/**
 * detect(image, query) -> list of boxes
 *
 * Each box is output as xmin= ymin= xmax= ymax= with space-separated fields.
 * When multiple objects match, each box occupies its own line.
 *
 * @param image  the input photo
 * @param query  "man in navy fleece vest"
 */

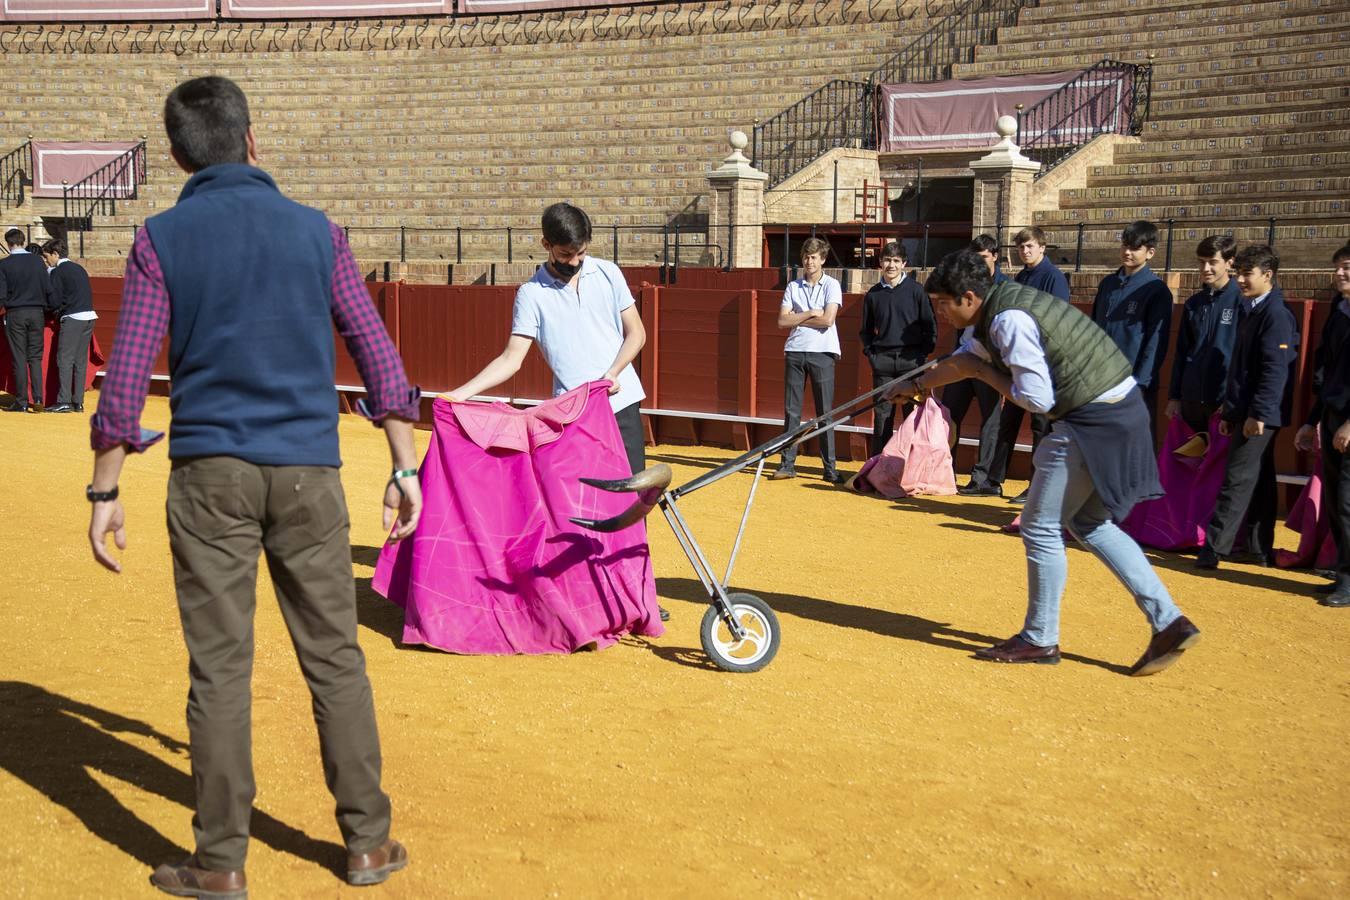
xmin=87 ymin=77 xmax=420 ymax=897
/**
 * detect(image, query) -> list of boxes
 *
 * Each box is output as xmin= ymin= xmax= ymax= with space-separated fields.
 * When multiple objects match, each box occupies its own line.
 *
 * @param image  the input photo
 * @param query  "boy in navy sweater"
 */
xmin=1092 ymin=220 xmax=1173 ymax=435
xmin=990 ymin=227 xmax=1068 ymax=503
xmin=860 ymin=241 xmax=935 ymax=455
xmin=1294 ymin=243 xmax=1350 ymax=604
xmin=1196 ymin=246 xmax=1299 ymax=569
xmin=1167 ymin=236 xmax=1243 ymax=432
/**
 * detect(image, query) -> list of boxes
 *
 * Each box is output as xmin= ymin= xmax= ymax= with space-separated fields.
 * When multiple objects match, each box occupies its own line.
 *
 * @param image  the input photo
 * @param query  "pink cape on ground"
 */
xmin=1275 ymin=457 xmax=1336 ymax=570
xmin=373 ymin=382 xmax=664 ymax=654
xmin=1121 ymin=415 xmax=1231 ymax=550
xmin=850 ymin=397 xmax=957 ymax=499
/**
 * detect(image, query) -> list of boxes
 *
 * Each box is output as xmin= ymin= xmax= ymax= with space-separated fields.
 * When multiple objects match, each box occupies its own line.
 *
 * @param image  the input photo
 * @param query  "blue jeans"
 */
xmin=1019 ymin=427 xmax=1182 ymax=647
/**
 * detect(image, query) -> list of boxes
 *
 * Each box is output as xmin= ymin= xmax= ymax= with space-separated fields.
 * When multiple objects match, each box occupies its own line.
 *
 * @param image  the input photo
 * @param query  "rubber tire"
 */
xmin=700 ymin=592 xmax=780 ymax=673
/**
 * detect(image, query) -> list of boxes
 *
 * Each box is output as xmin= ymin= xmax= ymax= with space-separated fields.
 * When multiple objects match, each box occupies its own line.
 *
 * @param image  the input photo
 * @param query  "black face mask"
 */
xmin=550 ymin=257 xmax=582 ymax=279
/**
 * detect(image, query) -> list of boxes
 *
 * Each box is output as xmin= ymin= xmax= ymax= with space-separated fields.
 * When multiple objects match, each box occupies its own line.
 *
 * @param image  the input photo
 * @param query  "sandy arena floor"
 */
xmin=2 ymin=393 xmax=1348 ymax=898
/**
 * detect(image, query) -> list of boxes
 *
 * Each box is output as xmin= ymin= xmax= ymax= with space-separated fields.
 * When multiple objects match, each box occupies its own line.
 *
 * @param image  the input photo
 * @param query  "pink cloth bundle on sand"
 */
xmin=373 ymin=382 xmax=664 ymax=654
xmin=1275 ymin=459 xmax=1337 ymax=570
xmin=1121 ymin=415 xmax=1230 ymax=550
xmin=849 ymin=397 xmax=957 ymax=498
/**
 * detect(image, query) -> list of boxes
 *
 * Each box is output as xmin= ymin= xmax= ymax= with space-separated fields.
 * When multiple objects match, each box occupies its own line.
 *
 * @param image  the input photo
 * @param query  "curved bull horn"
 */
xmin=570 ymin=463 xmax=673 ymax=532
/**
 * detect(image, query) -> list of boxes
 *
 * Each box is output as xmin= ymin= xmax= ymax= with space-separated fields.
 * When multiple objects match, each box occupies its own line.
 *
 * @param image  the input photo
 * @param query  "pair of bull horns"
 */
xmin=570 ymin=463 xmax=673 ymax=532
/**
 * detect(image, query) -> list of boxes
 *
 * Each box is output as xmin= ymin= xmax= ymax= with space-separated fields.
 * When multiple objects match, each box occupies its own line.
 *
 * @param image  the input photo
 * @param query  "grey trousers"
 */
xmin=166 ymin=456 xmax=390 ymax=871
xmin=781 ymin=351 xmax=837 ymax=473
xmin=4 ymin=307 xmax=45 ymax=406
xmin=56 ymin=316 xmax=96 ymax=405
xmin=1204 ymin=426 xmax=1280 ymax=557
xmin=941 ymin=377 xmax=1002 ymax=488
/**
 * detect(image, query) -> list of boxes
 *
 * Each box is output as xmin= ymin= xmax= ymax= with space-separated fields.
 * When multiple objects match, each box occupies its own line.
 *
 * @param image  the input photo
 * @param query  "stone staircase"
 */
xmin=955 ymin=0 xmax=1349 ymax=267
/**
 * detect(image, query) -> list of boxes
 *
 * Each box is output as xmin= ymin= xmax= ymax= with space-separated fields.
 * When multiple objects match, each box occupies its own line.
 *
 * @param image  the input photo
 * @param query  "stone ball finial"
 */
xmin=996 ymin=115 xmax=1018 ymax=139
xmin=729 ymin=130 xmax=748 ymax=151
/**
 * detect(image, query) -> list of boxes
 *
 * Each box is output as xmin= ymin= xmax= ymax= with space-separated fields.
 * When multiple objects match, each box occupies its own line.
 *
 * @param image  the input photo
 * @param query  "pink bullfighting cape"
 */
xmin=1121 ymin=414 xmax=1230 ymax=550
xmin=373 ymin=382 xmax=664 ymax=654
xmin=849 ymin=397 xmax=957 ymax=499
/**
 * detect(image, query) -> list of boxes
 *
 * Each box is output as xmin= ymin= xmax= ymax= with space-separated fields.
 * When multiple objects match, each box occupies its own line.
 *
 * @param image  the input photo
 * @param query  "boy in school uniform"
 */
xmin=1167 ymin=235 xmax=1243 ymax=432
xmin=860 ymin=240 xmax=935 ymax=455
xmin=1091 ymin=220 xmax=1174 ymax=434
xmin=1294 ymin=243 xmax=1350 ymax=605
xmin=946 ymin=234 xmax=1007 ymax=496
xmin=447 ymin=202 xmax=648 ymax=477
xmin=1196 ymin=246 xmax=1299 ymax=570
xmin=773 ymin=237 xmax=845 ymax=483
xmin=988 ymin=227 xmax=1070 ymax=504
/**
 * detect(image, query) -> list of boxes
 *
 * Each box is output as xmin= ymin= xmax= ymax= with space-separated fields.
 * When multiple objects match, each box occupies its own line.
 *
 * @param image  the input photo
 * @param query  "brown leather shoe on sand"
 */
xmin=1130 ymin=615 xmax=1201 ymax=677
xmin=974 ymin=634 xmax=1060 ymax=664
xmin=150 ymin=857 xmax=247 ymax=899
xmin=348 ymin=839 xmax=409 ymax=886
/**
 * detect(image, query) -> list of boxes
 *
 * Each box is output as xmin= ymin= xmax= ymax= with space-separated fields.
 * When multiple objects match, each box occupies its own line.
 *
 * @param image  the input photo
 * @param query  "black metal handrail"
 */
xmin=61 ymin=141 xmax=147 ymax=234
xmin=1016 ymin=59 xmax=1152 ymax=177
xmin=752 ymin=0 xmax=1033 ymax=187
xmin=0 ymin=139 xmax=31 ymax=209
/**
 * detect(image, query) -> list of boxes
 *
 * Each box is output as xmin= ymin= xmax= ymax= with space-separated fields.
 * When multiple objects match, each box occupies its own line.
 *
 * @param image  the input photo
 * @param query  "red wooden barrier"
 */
xmin=76 ymin=274 xmax=1336 ymax=476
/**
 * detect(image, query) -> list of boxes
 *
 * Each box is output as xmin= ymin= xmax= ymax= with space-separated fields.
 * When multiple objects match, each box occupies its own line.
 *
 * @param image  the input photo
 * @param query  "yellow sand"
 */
xmin=2 ymin=394 xmax=1347 ymax=898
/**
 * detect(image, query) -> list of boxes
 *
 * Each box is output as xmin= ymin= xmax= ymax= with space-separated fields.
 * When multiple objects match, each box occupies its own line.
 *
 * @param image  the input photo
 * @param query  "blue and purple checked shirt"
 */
xmin=91 ymin=223 xmax=421 ymax=452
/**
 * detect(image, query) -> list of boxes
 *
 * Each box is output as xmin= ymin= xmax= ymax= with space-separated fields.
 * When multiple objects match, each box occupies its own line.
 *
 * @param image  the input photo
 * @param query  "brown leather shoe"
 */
xmin=150 ymin=857 xmax=247 ymax=899
xmin=348 ymin=839 xmax=409 ymax=886
xmin=1130 ymin=615 xmax=1201 ymax=677
xmin=768 ymin=467 xmax=796 ymax=480
xmin=974 ymin=634 xmax=1060 ymax=664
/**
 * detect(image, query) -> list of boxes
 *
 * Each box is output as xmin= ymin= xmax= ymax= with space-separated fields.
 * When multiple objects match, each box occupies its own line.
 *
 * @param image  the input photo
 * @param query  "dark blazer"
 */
xmin=1169 ymin=278 xmax=1242 ymax=408
xmin=1222 ymin=287 xmax=1299 ymax=427
xmin=1090 ymin=264 xmax=1173 ymax=389
xmin=50 ymin=259 xmax=94 ymax=317
xmin=0 ymin=250 xmax=55 ymax=310
xmin=1306 ymin=295 xmax=1350 ymax=427
xmin=1014 ymin=257 xmax=1070 ymax=302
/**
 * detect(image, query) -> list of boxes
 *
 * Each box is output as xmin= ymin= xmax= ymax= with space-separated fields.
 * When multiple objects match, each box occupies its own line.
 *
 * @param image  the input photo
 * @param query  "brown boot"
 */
xmin=1130 ymin=616 xmax=1201 ymax=676
xmin=150 ymin=857 xmax=247 ymax=899
xmin=974 ymin=634 xmax=1061 ymax=664
xmin=348 ymin=839 xmax=409 ymax=886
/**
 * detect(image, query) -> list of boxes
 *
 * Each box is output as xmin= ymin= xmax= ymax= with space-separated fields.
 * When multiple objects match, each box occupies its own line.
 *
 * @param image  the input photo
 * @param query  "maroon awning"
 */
xmin=31 ymin=141 xmax=140 ymax=200
xmin=880 ymin=71 xmax=1084 ymax=152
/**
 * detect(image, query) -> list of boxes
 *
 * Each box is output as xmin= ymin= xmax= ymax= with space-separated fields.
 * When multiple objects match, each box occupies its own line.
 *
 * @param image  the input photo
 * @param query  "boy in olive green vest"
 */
xmin=891 ymin=250 xmax=1199 ymax=676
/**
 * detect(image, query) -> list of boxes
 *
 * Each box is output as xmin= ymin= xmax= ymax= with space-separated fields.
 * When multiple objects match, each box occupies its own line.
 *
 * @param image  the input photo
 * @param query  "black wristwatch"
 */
xmin=86 ymin=484 xmax=119 ymax=503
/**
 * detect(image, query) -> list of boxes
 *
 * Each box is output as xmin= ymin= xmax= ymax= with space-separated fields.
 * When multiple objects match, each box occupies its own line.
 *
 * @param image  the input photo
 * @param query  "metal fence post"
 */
xmin=1164 ymin=218 xmax=1175 ymax=272
xmin=662 ymin=225 xmax=670 ymax=282
xmin=506 ymin=226 xmax=513 ymax=264
xmin=612 ymin=223 xmax=619 ymax=264
xmin=725 ymin=222 xmax=733 ymax=272
xmin=1075 ymin=223 xmax=1085 ymax=273
xmin=922 ymin=223 xmax=930 ymax=269
xmin=673 ymin=223 xmax=681 ymax=284
xmin=399 ymin=225 xmax=406 ymax=263
xmin=833 ymin=159 xmax=839 ymax=224
xmin=456 ymin=226 xmax=462 ymax=264
xmin=1267 ymin=217 xmax=1277 ymax=249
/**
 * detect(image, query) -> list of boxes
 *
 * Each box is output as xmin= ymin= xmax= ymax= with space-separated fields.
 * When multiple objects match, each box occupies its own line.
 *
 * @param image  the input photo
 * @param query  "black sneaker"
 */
xmin=2 ymin=403 xmax=28 ymax=413
xmin=45 ymin=403 xmax=74 ymax=413
xmin=1194 ymin=546 xmax=1221 ymax=570
xmin=957 ymin=482 xmax=1002 ymax=497
xmin=823 ymin=471 xmax=847 ymax=485
xmin=1008 ymin=488 xmax=1030 ymax=505
xmin=73 ymin=403 xmax=84 ymax=413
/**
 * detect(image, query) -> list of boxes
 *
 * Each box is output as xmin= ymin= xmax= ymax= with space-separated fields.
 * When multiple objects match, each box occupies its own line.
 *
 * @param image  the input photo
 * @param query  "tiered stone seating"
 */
xmin=955 ymin=0 xmax=1349 ymax=267
xmin=4 ymin=0 xmax=933 ymax=267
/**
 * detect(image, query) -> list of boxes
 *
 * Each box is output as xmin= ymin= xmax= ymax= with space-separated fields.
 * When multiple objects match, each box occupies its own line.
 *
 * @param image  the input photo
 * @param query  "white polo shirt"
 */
xmin=511 ymin=255 xmax=646 ymax=412
xmin=781 ymin=273 xmax=843 ymax=356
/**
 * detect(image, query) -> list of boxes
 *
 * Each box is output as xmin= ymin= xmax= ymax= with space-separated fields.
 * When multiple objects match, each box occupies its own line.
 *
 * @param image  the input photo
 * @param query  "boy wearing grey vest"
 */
xmin=890 ymin=250 xmax=1199 ymax=676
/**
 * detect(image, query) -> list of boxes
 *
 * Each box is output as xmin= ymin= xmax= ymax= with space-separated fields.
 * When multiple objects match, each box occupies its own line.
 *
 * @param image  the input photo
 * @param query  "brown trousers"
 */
xmin=166 ymin=456 xmax=389 ymax=871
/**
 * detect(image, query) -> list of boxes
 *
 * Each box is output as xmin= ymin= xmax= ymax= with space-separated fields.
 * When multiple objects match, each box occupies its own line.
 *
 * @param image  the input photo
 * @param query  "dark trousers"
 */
xmin=1205 ymin=426 xmax=1280 ymax=556
xmin=867 ymin=350 xmax=924 ymax=457
xmin=614 ymin=400 xmax=646 ymax=476
xmin=1179 ymin=400 xmax=1218 ymax=435
xmin=4 ymin=306 xmax=45 ymax=406
xmin=1320 ymin=414 xmax=1350 ymax=579
xmin=941 ymin=377 xmax=1002 ymax=488
xmin=56 ymin=316 xmax=95 ymax=406
xmin=1142 ymin=383 xmax=1160 ymax=446
xmin=166 ymin=457 xmax=390 ymax=871
xmin=987 ymin=401 xmax=1050 ymax=487
xmin=781 ymin=351 xmax=836 ymax=473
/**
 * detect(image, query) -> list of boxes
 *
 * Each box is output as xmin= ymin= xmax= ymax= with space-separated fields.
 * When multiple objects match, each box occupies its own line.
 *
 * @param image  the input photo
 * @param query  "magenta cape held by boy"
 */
xmin=373 ymin=382 xmax=664 ymax=654
xmin=1121 ymin=414 xmax=1230 ymax=551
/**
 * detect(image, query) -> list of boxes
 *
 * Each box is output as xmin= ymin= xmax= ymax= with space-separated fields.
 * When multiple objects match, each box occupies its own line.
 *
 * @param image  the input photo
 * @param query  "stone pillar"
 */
xmin=969 ymin=115 xmax=1041 ymax=241
xmin=707 ymin=130 xmax=768 ymax=269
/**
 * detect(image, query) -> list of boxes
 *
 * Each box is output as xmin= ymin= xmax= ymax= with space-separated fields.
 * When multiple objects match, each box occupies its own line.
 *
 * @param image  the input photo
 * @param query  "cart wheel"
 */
xmin=700 ymin=593 xmax=780 ymax=673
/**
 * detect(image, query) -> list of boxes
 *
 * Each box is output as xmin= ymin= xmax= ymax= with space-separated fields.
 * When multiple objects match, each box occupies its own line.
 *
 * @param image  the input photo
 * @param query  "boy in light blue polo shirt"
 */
xmin=447 ymin=202 xmax=648 ymax=475
xmin=772 ymin=236 xmax=845 ymax=483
